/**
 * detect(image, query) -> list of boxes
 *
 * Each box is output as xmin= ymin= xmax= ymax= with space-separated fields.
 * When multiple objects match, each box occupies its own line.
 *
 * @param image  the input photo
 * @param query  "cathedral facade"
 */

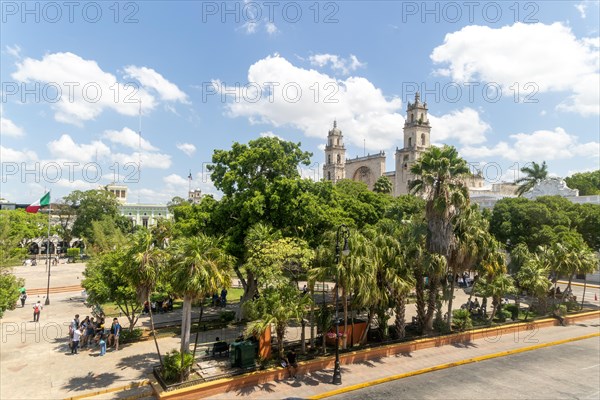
xmin=323 ymin=93 xmax=483 ymax=195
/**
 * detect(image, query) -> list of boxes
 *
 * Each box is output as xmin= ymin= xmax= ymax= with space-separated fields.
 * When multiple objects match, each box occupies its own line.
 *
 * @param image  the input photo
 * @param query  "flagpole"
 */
xmin=45 ymin=196 xmax=52 ymax=306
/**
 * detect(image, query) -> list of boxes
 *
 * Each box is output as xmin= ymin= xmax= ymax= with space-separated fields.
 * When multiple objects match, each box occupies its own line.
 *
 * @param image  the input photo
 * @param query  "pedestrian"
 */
xmin=112 ymin=318 xmax=121 ymax=351
xmin=84 ymin=317 xmax=95 ymax=348
xmin=71 ymin=327 xmax=82 ymax=354
xmin=285 ymin=348 xmax=298 ymax=379
xmin=32 ymin=301 xmax=42 ymax=322
xmin=20 ymin=291 xmax=27 ymax=307
xmin=108 ymin=319 xmax=116 ymax=347
xmin=220 ymin=288 xmax=228 ymax=307
xmin=99 ymin=334 xmax=106 ymax=356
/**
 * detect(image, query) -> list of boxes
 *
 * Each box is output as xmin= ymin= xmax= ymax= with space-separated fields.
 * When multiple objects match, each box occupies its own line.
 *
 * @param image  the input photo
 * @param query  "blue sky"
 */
xmin=1 ymin=1 xmax=599 ymax=203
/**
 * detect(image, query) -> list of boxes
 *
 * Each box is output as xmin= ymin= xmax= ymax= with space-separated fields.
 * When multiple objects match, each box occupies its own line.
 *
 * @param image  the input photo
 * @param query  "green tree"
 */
xmin=64 ymin=189 xmax=123 ymax=241
xmin=409 ymin=145 xmax=470 ymax=331
xmin=373 ymin=175 xmax=393 ymax=194
xmin=124 ymin=229 xmax=166 ymax=369
xmin=0 ymin=271 xmax=24 ymax=317
xmin=245 ymin=284 xmax=312 ymax=359
xmin=516 ymin=257 xmax=551 ymax=318
xmin=515 ymin=161 xmax=548 ymax=197
xmin=564 ymin=170 xmax=600 ymax=195
xmin=170 ymin=235 xmax=232 ymax=380
xmin=82 ymin=247 xmax=141 ymax=330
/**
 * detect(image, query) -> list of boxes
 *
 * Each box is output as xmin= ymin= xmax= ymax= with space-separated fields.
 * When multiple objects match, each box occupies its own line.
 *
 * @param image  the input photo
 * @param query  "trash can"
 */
xmin=230 ymin=340 xmax=257 ymax=368
xmin=229 ymin=342 xmax=241 ymax=367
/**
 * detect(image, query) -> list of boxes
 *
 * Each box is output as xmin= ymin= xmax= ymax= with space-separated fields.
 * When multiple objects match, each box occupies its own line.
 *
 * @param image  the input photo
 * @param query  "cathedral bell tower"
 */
xmin=323 ymin=120 xmax=346 ymax=183
xmin=394 ymin=93 xmax=432 ymax=195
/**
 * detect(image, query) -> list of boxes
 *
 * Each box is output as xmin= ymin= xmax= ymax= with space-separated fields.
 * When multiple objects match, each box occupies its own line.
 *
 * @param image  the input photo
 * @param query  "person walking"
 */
xmin=32 ymin=301 xmax=42 ymax=322
xmin=112 ymin=318 xmax=121 ymax=351
xmin=71 ymin=327 xmax=82 ymax=354
xmin=99 ymin=333 xmax=107 ymax=356
xmin=20 ymin=291 xmax=27 ymax=307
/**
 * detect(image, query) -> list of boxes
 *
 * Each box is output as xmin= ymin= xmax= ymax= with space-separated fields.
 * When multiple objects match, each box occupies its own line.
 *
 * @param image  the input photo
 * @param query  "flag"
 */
xmin=188 ymin=171 xmax=192 ymax=180
xmin=26 ymin=192 xmax=50 ymax=213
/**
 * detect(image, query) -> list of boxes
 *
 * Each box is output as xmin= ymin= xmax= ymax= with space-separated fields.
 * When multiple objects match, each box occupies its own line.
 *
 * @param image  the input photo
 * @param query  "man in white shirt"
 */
xmin=71 ymin=327 xmax=82 ymax=354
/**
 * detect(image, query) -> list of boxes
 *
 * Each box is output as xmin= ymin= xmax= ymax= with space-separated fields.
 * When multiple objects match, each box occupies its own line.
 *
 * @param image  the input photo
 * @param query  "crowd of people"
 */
xmin=143 ymin=297 xmax=174 ymax=314
xmin=66 ymin=314 xmax=121 ymax=355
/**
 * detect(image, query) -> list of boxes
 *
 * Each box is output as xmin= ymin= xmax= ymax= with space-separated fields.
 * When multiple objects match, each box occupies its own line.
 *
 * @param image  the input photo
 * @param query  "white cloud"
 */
xmin=47 ymin=134 xmax=111 ymax=162
xmin=5 ymin=45 xmax=21 ymax=59
xmin=309 ymin=54 xmax=365 ymax=75
xmin=215 ymin=54 xmax=404 ymax=151
xmin=163 ymin=172 xmax=219 ymax=199
xmin=1 ymin=115 xmax=25 ymax=137
xmin=112 ymin=151 xmax=172 ymax=169
xmin=11 ymin=52 xmax=157 ymax=124
xmin=460 ymin=127 xmax=599 ymax=162
xmin=429 ymin=108 xmax=490 ymax=145
xmin=575 ymin=2 xmax=587 ymax=18
xmin=104 ymin=127 xmax=158 ymax=151
xmin=0 ymin=145 xmax=37 ymax=162
xmin=176 ymin=142 xmax=196 ymax=156
xmin=265 ymin=22 xmax=278 ymax=35
xmin=259 ymin=131 xmax=283 ymax=139
xmin=431 ymin=22 xmax=600 ymax=115
xmin=123 ymin=66 xmax=189 ymax=103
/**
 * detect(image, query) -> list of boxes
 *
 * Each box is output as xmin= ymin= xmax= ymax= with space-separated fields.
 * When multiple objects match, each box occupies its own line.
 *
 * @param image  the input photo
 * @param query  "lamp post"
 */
xmin=332 ymin=224 xmax=349 ymax=385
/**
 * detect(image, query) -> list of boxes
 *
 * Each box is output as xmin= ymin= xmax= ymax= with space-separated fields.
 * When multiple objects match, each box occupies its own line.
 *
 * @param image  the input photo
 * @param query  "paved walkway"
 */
xmin=205 ymin=316 xmax=600 ymax=399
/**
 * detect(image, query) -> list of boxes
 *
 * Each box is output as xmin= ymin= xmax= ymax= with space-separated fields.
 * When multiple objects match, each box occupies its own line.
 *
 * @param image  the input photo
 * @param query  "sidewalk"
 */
xmin=204 ymin=315 xmax=600 ymax=399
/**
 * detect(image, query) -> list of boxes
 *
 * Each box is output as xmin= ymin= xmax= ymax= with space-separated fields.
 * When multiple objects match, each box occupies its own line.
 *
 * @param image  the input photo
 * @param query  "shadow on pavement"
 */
xmin=231 ymin=381 xmax=276 ymax=396
xmin=116 ymin=352 xmax=158 ymax=372
xmin=63 ymin=371 xmax=121 ymax=393
xmin=355 ymin=356 xmax=385 ymax=368
xmin=452 ymin=341 xmax=478 ymax=349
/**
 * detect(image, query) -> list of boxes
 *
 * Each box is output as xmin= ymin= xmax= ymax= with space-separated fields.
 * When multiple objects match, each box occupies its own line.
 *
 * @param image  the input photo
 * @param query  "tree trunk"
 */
xmin=467 ymin=275 xmax=479 ymax=304
xmin=277 ymin=325 xmax=285 ymax=359
xmin=446 ymin=277 xmax=456 ymax=330
xmin=488 ymin=297 xmax=499 ymax=323
xmin=395 ymin=295 xmax=406 ymax=340
xmin=342 ymin=289 xmax=348 ymax=349
xmin=350 ymin=305 xmax=355 ymax=347
xmin=415 ymin=272 xmax=426 ymax=333
xmin=147 ymin=296 xmax=164 ymax=369
xmin=301 ymin=319 xmax=306 ymax=354
xmin=309 ymin=294 xmax=315 ymax=349
xmin=425 ymin=277 xmax=438 ymax=332
xmin=238 ymin=271 xmax=256 ymax=321
xmin=580 ymin=275 xmax=587 ymax=309
xmin=192 ymin=303 xmax=204 ymax=360
xmin=561 ymin=274 xmax=574 ymax=304
xmin=180 ymin=295 xmax=192 ymax=355
xmin=359 ymin=308 xmax=374 ymax=344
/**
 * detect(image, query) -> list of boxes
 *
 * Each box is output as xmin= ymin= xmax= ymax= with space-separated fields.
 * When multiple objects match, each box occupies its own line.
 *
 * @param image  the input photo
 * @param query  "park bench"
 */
xmin=207 ymin=341 xmax=229 ymax=357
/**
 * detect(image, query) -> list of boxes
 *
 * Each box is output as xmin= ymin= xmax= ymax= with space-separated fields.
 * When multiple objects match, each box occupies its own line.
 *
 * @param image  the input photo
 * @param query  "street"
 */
xmin=333 ymin=337 xmax=600 ymax=400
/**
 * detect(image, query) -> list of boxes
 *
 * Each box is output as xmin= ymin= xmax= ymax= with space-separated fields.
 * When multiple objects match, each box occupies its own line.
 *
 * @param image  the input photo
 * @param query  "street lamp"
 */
xmin=332 ymin=224 xmax=350 ymax=385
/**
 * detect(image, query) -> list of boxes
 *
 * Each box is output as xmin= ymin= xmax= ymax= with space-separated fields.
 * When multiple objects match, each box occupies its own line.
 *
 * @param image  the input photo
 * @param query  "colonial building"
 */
xmin=324 ymin=93 xmax=484 ymax=195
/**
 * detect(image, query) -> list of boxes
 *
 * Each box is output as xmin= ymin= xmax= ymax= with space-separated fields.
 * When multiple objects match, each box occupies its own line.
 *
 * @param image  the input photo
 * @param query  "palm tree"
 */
xmin=170 ymin=234 xmax=233 ymax=375
xmin=515 ymin=161 xmax=548 ymax=196
xmin=516 ymin=258 xmax=551 ymax=319
xmin=409 ymin=145 xmax=470 ymax=258
xmin=373 ymin=176 xmax=393 ymax=194
xmin=245 ymin=284 xmax=312 ymax=359
xmin=125 ymin=229 xmax=166 ymax=369
xmin=485 ymin=274 xmax=515 ymax=323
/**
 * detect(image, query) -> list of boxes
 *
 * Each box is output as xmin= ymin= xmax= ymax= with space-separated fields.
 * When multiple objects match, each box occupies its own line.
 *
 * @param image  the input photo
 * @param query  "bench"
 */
xmin=207 ymin=341 xmax=229 ymax=357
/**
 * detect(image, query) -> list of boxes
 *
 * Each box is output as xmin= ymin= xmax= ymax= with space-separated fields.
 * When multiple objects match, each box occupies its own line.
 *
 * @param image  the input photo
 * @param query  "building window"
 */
xmin=421 ymin=134 xmax=426 ymax=146
xmin=336 ymin=138 xmax=339 ymax=145
xmin=408 ymin=137 xmax=412 ymax=147
xmin=142 ymin=218 xmax=148 ymax=228
xmin=327 ymin=171 xmax=331 ymax=180
xmin=328 ymin=154 xmax=331 ymax=164
xmin=411 ymin=114 xmax=414 ymax=122
xmin=337 ymin=154 xmax=341 ymax=164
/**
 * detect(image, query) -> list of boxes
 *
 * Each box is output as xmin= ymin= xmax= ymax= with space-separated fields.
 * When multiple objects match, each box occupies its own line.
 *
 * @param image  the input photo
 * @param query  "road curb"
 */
xmin=557 ymin=280 xmax=600 ymax=289
xmin=64 ymin=379 xmax=150 ymax=400
xmin=308 ymin=332 xmax=600 ymax=399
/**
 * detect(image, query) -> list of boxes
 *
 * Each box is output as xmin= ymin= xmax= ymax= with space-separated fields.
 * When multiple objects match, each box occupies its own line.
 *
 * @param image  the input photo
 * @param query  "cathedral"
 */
xmin=323 ymin=93 xmax=484 ymax=196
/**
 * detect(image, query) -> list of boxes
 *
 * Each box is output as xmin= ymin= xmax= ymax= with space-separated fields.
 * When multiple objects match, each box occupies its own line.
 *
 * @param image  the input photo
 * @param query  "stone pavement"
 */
xmin=205 ymin=315 xmax=600 ymax=399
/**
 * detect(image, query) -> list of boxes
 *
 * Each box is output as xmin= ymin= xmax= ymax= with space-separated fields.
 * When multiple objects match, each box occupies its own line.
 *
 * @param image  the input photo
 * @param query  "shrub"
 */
xmin=67 ymin=248 xmax=80 ymax=261
xmin=162 ymin=349 xmax=194 ymax=383
xmin=497 ymin=309 xmax=512 ymax=322
xmin=452 ymin=309 xmax=473 ymax=332
xmin=219 ymin=310 xmax=236 ymax=324
xmin=120 ymin=328 xmax=143 ymax=343
xmin=565 ymin=300 xmax=580 ymax=312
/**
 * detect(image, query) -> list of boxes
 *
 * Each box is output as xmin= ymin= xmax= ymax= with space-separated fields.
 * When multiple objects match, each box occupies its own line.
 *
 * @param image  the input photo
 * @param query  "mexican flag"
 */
xmin=26 ymin=192 xmax=50 ymax=213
